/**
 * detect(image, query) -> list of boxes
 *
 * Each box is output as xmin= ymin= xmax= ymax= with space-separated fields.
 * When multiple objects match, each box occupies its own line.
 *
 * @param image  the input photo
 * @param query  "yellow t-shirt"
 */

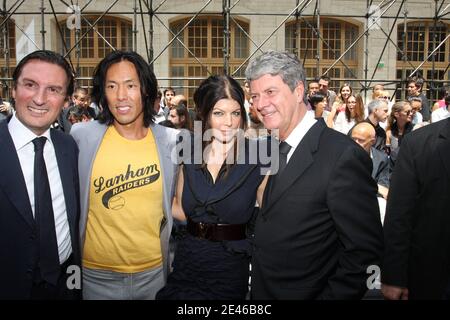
xmin=83 ymin=126 xmax=164 ymax=273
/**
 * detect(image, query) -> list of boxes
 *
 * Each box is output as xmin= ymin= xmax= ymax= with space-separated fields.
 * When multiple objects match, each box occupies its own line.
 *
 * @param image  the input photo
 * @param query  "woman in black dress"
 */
xmin=156 ymin=75 xmax=268 ymax=300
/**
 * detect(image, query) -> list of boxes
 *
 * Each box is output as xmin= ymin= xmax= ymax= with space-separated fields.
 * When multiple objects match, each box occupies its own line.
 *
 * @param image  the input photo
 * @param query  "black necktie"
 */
xmin=277 ymin=141 xmax=292 ymax=177
xmin=264 ymin=141 xmax=292 ymax=204
xmin=33 ymin=137 xmax=60 ymax=285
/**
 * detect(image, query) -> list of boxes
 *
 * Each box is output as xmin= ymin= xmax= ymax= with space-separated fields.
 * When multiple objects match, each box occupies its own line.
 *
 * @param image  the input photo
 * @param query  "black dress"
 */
xmin=156 ymin=139 xmax=267 ymax=300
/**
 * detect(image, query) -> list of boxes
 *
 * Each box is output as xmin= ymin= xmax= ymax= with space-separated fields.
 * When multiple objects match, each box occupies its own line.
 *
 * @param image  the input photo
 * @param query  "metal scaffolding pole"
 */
xmin=138 ymin=0 xmax=149 ymax=62
xmin=316 ymin=0 xmax=320 ymax=76
xmin=223 ymin=0 xmax=231 ymax=75
xmin=148 ymin=0 xmax=154 ymax=69
xmin=367 ymin=0 xmax=406 ymax=95
xmin=401 ymin=7 xmax=407 ymax=100
xmin=40 ymin=0 xmax=45 ymax=49
xmin=133 ymin=0 xmax=138 ymax=52
xmin=364 ymin=0 xmax=370 ymax=102
xmin=2 ymin=0 xmax=10 ymax=83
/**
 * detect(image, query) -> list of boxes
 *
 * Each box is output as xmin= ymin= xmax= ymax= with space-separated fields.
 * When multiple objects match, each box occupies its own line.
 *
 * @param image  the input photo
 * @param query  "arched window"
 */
xmin=59 ymin=16 xmax=133 ymax=87
xmin=169 ymin=16 xmax=249 ymax=107
xmin=396 ymin=21 xmax=449 ymax=101
xmin=285 ymin=18 xmax=360 ymax=91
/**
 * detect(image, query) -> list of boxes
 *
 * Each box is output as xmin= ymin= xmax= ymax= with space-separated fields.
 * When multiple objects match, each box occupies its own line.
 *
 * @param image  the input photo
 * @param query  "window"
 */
xmin=396 ymin=21 xmax=450 ymax=102
xmin=286 ymin=18 xmax=360 ymax=92
xmin=169 ymin=16 xmax=249 ymax=107
xmin=59 ymin=16 xmax=133 ymax=88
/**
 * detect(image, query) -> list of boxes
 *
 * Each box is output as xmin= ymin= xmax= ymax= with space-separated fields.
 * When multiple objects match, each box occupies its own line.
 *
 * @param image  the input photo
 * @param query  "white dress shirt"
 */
xmin=431 ymin=107 xmax=450 ymax=123
xmin=154 ymin=106 xmax=167 ymax=124
xmin=284 ymin=110 xmax=318 ymax=163
xmin=8 ymin=114 xmax=72 ymax=264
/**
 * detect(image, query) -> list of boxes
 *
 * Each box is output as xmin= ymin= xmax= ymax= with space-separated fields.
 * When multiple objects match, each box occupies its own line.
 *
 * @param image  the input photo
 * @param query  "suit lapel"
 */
xmin=151 ymin=124 xmax=174 ymax=222
xmin=261 ymin=120 xmax=325 ymax=215
xmin=0 ymin=120 xmax=34 ymax=227
xmin=437 ymin=119 xmax=450 ymax=180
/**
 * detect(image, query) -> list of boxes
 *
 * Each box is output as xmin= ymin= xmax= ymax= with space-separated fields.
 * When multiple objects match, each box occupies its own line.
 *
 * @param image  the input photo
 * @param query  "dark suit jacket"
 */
xmin=382 ymin=118 xmax=450 ymax=299
xmin=0 ymin=119 xmax=80 ymax=299
xmin=252 ymin=119 xmax=383 ymax=300
xmin=371 ymin=147 xmax=390 ymax=188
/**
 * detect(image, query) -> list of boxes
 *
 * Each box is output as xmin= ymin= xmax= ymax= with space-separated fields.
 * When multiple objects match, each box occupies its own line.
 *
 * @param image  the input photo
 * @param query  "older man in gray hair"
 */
xmin=349 ymin=99 xmax=389 ymax=152
xmin=246 ymin=51 xmax=383 ymax=300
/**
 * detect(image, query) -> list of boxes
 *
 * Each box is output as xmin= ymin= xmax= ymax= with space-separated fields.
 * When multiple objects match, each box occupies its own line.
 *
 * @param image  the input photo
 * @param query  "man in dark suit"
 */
xmin=382 ymin=117 xmax=450 ymax=299
xmin=246 ymin=51 xmax=383 ymax=299
xmin=0 ymin=50 xmax=80 ymax=299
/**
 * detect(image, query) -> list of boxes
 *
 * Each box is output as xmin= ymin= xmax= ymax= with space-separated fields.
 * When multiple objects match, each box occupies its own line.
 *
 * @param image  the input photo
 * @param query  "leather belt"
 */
xmin=186 ymin=216 xmax=246 ymax=241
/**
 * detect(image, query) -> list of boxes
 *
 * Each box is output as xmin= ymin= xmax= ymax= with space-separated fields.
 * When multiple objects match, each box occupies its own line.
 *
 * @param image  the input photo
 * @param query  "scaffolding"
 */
xmin=0 ymin=0 xmax=449 ymax=101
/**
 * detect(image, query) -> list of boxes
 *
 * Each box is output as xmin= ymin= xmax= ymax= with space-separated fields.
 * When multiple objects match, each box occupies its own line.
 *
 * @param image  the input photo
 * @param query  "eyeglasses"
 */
xmin=403 ymin=110 xmax=412 ymax=116
xmin=17 ymin=80 xmax=66 ymax=97
xmin=378 ymin=96 xmax=390 ymax=100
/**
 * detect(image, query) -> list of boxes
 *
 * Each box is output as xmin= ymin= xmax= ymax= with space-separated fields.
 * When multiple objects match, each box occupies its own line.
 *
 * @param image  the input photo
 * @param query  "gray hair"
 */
xmin=245 ymin=50 xmax=305 ymax=92
xmin=408 ymin=96 xmax=422 ymax=104
xmin=367 ymin=99 xmax=387 ymax=114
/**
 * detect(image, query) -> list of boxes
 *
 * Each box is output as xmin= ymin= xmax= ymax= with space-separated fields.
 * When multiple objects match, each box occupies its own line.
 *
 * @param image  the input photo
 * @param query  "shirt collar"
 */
xmin=8 ymin=113 xmax=52 ymax=151
xmin=284 ymin=110 xmax=317 ymax=152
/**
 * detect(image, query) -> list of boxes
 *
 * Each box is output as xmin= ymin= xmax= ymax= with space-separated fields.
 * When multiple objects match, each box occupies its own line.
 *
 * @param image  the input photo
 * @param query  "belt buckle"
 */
xmin=198 ymin=222 xmax=209 ymax=239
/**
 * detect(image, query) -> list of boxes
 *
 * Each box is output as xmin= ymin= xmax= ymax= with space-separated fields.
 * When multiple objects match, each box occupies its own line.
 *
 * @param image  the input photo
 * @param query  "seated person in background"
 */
xmin=67 ymin=105 xmax=92 ymax=125
xmin=305 ymin=78 xmax=320 ymax=111
xmin=408 ymin=97 xmax=424 ymax=126
xmin=386 ymin=101 xmax=413 ymax=165
xmin=168 ymin=103 xmax=192 ymax=131
xmin=308 ymin=92 xmax=329 ymax=120
xmin=431 ymin=94 xmax=450 ymax=123
xmin=171 ymin=94 xmax=195 ymax=123
xmin=158 ymin=119 xmax=176 ymax=129
xmin=431 ymin=86 xmax=448 ymax=112
xmin=351 ymin=122 xmax=390 ymax=224
xmin=358 ymin=99 xmax=388 ymax=152
xmin=245 ymin=99 xmax=267 ymax=138
xmin=328 ymin=94 xmax=363 ymax=135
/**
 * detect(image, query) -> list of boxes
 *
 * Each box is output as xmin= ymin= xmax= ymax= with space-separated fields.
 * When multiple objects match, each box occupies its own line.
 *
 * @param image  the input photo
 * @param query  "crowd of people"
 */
xmin=0 ymin=48 xmax=449 ymax=300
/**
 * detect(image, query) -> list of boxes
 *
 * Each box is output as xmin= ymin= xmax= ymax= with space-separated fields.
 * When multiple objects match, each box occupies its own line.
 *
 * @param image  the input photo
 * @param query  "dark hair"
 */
xmin=308 ymin=93 xmax=326 ymax=110
xmin=12 ymin=50 xmax=74 ymax=98
xmin=68 ymin=105 xmax=91 ymax=122
xmin=408 ymin=96 xmax=422 ymax=104
xmin=92 ymin=50 xmax=157 ymax=127
xmin=320 ymin=75 xmax=330 ymax=82
xmin=158 ymin=119 xmax=176 ymax=129
xmin=407 ymin=76 xmax=424 ymax=90
xmin=170 ymin=103 xmax=192 ymax=131
xmin=193 ymin=75 xmax=247 ymax=169
xmin=445 ymin=95 xmax=450 ymax=107
xmin=436 ymin=86 xmax=448 ymax=100
xmin=163 ymin=87 xmax=175 ymax=96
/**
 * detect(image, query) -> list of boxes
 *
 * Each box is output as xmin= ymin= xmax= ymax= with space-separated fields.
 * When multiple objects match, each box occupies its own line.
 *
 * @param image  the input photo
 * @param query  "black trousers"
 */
xmin=30 ymin=255 xmax=81 ymax=300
